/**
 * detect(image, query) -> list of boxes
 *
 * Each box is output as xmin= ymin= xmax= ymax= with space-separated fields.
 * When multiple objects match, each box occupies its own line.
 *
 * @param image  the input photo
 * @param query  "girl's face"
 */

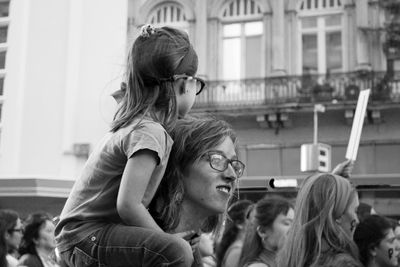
xmin=182 ymin=137 xmax=237 ymax=216
xmin=263 ymin=208 xmax=295 ymax=251
xmin=373 ymin=229 xmax=400 ymax=267
xmin=35 ymin=220 xmax=56 ymax=250
xmin=174 ymin=76 xmax=198 ymax=117
xmin=339 ymin=193 xmax=360 ymax=238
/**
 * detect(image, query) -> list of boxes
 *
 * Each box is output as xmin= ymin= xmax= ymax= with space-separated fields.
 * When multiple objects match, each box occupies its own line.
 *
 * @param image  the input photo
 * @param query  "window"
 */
xmin=0 ymin=0 xmax=10 ymax=146
xmin=220 ymin=0 xmax=264 ymax=80
xmin=298 ymin=0 xmax=343 ymax=74
xmin=147 ymin=2 xmax=188 ymax=31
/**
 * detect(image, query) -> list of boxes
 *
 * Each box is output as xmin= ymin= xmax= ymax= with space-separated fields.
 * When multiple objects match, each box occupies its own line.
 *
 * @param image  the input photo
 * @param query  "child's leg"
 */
xmin=63 ymin=224 xmax=194 ymax=267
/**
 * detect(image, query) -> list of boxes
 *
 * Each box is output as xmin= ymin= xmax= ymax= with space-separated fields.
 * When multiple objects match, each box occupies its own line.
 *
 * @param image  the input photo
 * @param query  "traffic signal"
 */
xmin=300 ymin=143 xmax=331 ymax=172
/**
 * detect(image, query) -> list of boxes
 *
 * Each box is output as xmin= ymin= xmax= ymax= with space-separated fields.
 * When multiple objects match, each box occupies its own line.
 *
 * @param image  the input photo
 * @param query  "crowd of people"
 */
xmin=1 ymin=24 xmax=400 ymax=267
xmin=0 ymin=210 xmax=60 ymax=267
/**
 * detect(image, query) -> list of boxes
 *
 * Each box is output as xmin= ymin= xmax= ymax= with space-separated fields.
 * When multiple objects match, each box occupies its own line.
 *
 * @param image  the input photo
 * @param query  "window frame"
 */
xmin=218 ymin=0 xmax=265 ymax=80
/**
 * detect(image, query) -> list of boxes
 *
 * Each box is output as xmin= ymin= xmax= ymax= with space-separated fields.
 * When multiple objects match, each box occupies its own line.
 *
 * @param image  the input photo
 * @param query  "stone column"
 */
xmin=355 ymin=0 xmax=371 ymax=70
xmin=271 ymin=0 xmax=286 ymax=76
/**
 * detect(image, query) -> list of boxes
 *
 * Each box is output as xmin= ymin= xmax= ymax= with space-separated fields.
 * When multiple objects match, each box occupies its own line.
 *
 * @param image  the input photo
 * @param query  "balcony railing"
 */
xmin=193 ymin=71 xmax=400 ymax=111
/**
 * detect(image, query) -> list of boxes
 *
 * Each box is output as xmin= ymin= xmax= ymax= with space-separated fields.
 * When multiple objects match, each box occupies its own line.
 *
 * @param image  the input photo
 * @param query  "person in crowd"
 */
xmin=0 ymin=209 xmax=23 ymax=267
xmin=18 ymin=212 xmax=59 ymax=267
xmin=1 ymin=218 xmax=9 ymax=267
xmin=276 ymin=173 xmax=363 ymax=267
xmin=215 ymin=199 xmax=254 ymax=267
xmin=238 ymin=196 xmax=294 ymax=267
xmin=357 ymin=202 xmax=378 ymax=222
xmin=55 ymin=24 xmax=205 ymax=267
xmin=354 ymin=215 xmax=400 ymax=267
xmin=150 ymin=116 xmax=245 ymax=266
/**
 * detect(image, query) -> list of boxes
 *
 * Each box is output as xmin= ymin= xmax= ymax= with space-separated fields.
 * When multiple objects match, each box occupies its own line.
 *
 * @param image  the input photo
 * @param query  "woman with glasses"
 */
xmin=0 ymin=209 xmax=23 ymax=267
xmin=19 ymin=212 xmax=60 ymax=267
xmin=150 ymin=115 xmax=245 ymax=266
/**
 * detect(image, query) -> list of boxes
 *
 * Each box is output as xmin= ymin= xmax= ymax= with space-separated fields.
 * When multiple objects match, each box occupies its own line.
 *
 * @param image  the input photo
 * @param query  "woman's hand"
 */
xmin=331 ymin=159 xmax=355 ymax=178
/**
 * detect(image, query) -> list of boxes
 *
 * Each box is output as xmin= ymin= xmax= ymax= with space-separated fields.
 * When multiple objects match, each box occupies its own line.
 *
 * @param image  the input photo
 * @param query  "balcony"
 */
xmin=193 ymin=71 xmax=400 ymax=116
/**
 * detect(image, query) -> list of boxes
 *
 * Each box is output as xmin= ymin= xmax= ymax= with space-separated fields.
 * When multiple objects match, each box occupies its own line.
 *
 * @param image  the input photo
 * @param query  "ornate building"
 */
xmin=0 ymin=0 xmax=399 ymax=217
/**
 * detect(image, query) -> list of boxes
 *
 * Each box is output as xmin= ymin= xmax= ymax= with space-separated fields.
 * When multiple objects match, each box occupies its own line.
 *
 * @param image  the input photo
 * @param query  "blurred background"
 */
xmin=0 ymin=0 xmax=399 ymax=219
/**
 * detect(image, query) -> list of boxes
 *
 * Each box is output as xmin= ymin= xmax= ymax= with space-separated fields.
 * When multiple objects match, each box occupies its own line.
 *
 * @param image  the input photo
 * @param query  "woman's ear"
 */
xmin=368 ymin=245 xmax=377 ymax=258
xmin=256 ymin=225 xmax=269 ymax=240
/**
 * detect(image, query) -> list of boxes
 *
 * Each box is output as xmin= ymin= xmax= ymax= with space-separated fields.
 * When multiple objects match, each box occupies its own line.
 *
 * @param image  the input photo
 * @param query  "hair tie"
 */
xmin=140 ymin=24 xmax=156 ymax=38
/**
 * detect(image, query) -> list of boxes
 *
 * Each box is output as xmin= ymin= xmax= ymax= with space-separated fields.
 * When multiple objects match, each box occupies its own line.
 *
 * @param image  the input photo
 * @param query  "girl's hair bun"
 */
xmin=140 ymin=24 xmax=156 ymax=38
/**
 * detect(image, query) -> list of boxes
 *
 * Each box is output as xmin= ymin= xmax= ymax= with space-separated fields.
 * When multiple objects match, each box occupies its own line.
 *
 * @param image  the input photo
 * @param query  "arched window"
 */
xmin=220 ymin=0 xmax=264 ymax=80
xmin=147 ymin=2 xmax=188 ymax=30
xmin=298 ymin=0 xmax=344 ymax=74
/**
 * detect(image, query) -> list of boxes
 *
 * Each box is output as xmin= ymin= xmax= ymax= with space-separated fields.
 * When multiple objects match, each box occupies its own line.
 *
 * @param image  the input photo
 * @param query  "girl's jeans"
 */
xmin=60 ymin=224 xmax=195 ymax=267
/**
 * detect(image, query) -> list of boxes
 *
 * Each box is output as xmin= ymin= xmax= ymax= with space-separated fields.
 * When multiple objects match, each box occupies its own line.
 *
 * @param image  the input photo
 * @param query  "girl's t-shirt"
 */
xmin=55 ymin=118 xmax=173 ymax=253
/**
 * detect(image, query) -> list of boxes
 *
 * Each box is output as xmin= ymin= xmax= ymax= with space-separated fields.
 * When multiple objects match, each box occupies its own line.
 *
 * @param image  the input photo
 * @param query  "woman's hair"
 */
xmin=239 ymin=196 xmax=293 ymax=267
xmin=0 ymin=209 xmax=19 ymax=254
xmin=150 ymin=116 xmax=238 ymax=233
xmin=215 ymin=199 xmax=254 ymax=267
xmin=111 ymin=26 xmax=198 ymax=133
xmin=19 ymin=212 xmax=53 ymax=256
xmin=0 ymin=219 xmax=7 ymax=267
xmin=276 ymin=173 xmax=359 ymax=267
xmin=354 ymin=215 xmax=393 ymax=266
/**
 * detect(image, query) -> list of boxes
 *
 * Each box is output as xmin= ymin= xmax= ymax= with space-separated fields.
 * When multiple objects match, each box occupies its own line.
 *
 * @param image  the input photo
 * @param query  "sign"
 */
xmin=345 ymin=89 xmax=371 ymax=161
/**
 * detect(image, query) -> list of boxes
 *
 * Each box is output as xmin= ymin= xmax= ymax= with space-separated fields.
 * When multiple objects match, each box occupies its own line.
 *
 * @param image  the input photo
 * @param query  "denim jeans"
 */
xmin=60 ymin=224 xmax=194 ymax=267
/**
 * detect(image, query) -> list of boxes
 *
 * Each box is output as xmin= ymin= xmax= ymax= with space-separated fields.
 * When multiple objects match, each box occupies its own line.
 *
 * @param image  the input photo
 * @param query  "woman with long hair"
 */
xmin=276 ymin=173 xmax=363 ymax=267
xmin=19 ymin=212 xmax=59 ymax=267
xmin=215 ymin=199 xmax=254 ymax=267
xmin=150 ymin=116 xmax=245 ymax=266
xmin=239 ymin=196 xmax=294 ymax=267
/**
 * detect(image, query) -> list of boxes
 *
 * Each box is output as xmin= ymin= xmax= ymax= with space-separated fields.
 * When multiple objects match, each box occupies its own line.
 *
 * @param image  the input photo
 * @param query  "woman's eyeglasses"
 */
xmin=203 ymin=152 xmax=245 ymax=178
xmin=164 ymin=74 xmax=206 ymax=95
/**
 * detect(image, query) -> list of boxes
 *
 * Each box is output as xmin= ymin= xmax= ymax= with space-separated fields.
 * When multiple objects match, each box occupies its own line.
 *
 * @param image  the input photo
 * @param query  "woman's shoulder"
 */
xmin=322 ymin=252 xmax=362 ymax=267
xmin=245 ymin=262 xmax=269 ymax=267
xmin=18 ymin=253 xmax=42 ymax=266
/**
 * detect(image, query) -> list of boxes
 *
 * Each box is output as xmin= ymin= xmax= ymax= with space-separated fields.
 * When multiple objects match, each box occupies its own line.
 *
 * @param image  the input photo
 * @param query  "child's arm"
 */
xmin=117 ymin=149 xmax=163 ymax=231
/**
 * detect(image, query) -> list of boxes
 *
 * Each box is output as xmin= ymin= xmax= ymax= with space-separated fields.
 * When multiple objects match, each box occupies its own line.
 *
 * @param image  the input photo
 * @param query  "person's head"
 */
xmin=239 ymin=196 xmax=294 ymax=266
xmin=277 ymin=173 xmax=360 ymax=267
xmin=150 ymin=116 xmax=244 ymax=233
xmin=215 ymin=199 xmax=254 ymax=266
xmin=0 ymin=219 xmax=8 ymax=267
xmin=0 ymin=209 xmax=23 ymax=254
xmin=357 ymin=202 xmax=377 ymax=222
xmin=19 ymin=212 xmax=56 ymax=256
xmin=111 ymin=25 xmax=203 ymax=133
xmin=354 ymin=215 xmax=400 ymax=267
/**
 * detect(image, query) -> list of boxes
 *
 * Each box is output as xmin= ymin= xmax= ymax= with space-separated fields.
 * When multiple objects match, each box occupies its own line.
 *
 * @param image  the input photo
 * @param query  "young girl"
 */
xmin=55 ymin=25 xmax=205 ymax=267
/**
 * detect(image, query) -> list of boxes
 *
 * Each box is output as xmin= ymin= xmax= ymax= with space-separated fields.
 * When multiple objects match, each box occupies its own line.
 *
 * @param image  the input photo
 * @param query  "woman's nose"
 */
xmin=223 ymin=163 xmax=237 ymax=181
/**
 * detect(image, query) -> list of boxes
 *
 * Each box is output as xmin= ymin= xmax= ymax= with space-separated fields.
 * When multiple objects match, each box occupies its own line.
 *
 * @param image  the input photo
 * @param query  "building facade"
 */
xmin=0 ymin=0 xmax=399 ymax=217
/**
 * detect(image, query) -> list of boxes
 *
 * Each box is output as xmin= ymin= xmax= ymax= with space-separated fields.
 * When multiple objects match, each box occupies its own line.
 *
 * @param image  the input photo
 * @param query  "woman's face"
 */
xmin=373 ymin=228 xmax=400 ymax=267
xmin=5 ymin=218 xmax=23 ymax=251
xmin=182 ymin=136 xmax=238 ymax=216
xmin=264 ymin=208 xmax=295 ymax=251
xmin=35 ymin=220 xmax=56 ymax=250
xmin=339 ymin=193 xmax=360 ymax=238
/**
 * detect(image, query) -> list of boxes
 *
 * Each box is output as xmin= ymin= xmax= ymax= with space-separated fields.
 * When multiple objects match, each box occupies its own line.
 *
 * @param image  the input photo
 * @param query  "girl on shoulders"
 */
xmin=55 ymin=24 xmax=205 ymax=267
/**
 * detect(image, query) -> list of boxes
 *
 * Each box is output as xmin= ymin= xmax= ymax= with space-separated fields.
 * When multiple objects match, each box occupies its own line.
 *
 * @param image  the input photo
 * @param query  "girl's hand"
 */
xmin=332 ymin=159 xmax=355 ymax=178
